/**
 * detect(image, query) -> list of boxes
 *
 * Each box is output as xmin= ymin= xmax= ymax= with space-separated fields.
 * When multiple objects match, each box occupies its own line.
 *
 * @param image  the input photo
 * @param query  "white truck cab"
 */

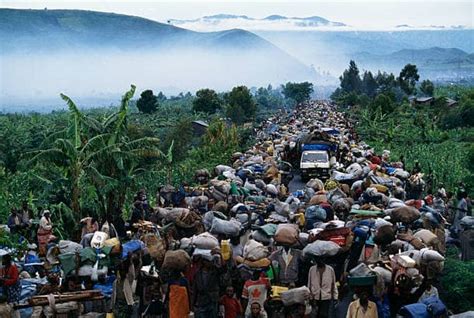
xmin=300 ymin=150 xmax=331 ymax=180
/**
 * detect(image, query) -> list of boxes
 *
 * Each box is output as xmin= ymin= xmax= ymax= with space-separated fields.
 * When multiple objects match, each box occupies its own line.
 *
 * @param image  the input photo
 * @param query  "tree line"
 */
xmin=0 ymin=81 xmax=314 ymax=238
xmin=135 ymin=82 xmax=314 ymax=124
xmin=331 ymin=61 xmax=473 ymax=196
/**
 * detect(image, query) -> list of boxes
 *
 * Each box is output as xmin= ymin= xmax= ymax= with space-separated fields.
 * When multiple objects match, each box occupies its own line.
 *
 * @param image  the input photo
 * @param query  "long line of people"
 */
xmin=1 ymin=101 xmax=473 ymax=318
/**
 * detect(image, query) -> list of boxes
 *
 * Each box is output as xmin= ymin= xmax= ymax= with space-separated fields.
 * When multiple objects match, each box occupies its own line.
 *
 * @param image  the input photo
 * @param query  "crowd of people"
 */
xmin=1 ymin=101 xmax=473 ymax=318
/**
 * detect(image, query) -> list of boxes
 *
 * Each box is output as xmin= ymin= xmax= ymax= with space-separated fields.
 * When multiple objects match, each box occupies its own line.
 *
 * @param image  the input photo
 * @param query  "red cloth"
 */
xmin=370 ymin=156 xmax=382 ymax=165
xmin=424 ymin=195 xmax=433 ymax=206
xmin=169 ymin=284 xmax=190 ymax=318
xmin=3 ymin=265 xmax=19 ymax=286
xmin=219 ymin=295 xmax=243 ymax=318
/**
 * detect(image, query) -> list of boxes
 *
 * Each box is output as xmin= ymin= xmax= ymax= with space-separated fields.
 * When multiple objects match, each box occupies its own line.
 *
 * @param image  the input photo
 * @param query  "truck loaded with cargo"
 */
xmin=290 ymin=129 xmax=340 ymax=181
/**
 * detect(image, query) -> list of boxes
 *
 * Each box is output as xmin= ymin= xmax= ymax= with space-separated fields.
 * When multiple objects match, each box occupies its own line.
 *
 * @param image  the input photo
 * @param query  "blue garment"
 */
xmin=375 ymin=295 xmax=391 ymax=318
xmin=93 ymin=275 xmax=116 ymax=298
xmin=6 ymin=280 xmax=22 ymax=303
xmin=121 ymin=240 xmax=144 ymax=259
xmin=399 ymin=303 xmax=429 ymax=318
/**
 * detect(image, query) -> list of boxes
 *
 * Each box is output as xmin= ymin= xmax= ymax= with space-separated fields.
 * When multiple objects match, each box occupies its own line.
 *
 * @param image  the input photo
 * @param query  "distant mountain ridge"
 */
xmin=0 ymin=8 xmax=288 ymax=53
xmin=0 ymin=8 xmax=321 ymax=107
xmin=167 ymin=14 xmax=473 ymax=31
xmin=168 ymin=14 xmax=347 ymax=29
xmin=355 ymin=47 xmax=473 ymax=65
xmin=353 ymin=47 xmax=474 ymax=80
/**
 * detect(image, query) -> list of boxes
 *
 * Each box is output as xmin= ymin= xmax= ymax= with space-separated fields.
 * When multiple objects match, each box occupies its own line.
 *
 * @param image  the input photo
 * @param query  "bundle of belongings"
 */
xmin=2 ymin=100 xmax=466 ymax=318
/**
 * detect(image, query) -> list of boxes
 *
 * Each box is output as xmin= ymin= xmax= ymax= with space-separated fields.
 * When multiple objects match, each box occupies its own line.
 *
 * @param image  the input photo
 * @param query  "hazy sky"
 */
xmin=2 ymin=0 xmax=473 ymax=29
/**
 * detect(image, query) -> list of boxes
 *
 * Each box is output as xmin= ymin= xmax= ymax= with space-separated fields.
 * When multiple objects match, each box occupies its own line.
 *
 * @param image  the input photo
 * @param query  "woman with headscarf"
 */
xmin=0 ymin=254 xmax=22 ymax=304
xmin=37 ymin=210 xmax=54 ymax=256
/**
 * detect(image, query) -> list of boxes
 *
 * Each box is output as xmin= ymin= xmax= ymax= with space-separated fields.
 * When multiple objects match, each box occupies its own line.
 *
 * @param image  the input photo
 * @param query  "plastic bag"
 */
xmin=274 ymin=224 xmax=299 ymax=246
xmin=192 ymin=232 xmax=219 ymax=250
xmin=280 ymin=286 xmax=311 ymax=306
xmin=210 ymin=218 xmax=241 ymax=236
xmin=303 ymin=240 xmax=340 ymax=257
xmin=243 ymin=239 xmax=269 ymax=261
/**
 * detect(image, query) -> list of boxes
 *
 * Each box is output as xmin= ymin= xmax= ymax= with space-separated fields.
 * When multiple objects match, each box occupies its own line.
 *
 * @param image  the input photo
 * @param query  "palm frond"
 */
xmin=54 ymin=138 xmax=78 ymax=159
xmin=81 ymin=133 xmax=111 ymax=154
xmin=109 ymin=85 xmax=136 ymax=146
xmin=60 ymin=93 xmax=84 ymax=148
xmin=84 ymin=165 xmax=118 ymax=188
xmin=131 ymin=148 xmax=164 ymax=159
xmin=30 ymin=173 xmax=54 ymax=185
xmin=40 ymin=128 xmax=69 ymax=148
xmin=123 ymin=137 xmax=161 ymax=150
xmin=103 ymin=112 xmax=119 ymax=130
xmin=27 ymin=148 xmax=67 ymax=166
xmin=85 ymin=144 xmax=120 ymax=162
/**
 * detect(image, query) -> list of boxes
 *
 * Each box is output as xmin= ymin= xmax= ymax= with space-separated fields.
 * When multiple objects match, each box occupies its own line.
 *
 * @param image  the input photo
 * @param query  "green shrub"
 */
xmin=440 ymin=248 xmax=474 ymax=313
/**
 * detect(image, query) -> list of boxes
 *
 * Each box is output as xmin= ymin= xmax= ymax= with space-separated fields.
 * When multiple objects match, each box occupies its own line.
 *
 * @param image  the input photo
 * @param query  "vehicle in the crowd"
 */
xmin=300 ymin=149 xmax=330 ymax=181
xmin=294 ymin=130 xmax=339 ymax=181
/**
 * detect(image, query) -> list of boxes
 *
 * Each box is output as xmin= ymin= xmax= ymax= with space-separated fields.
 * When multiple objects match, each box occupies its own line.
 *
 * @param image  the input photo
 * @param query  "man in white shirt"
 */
xmin=307 ymin=260 xmax=338 ymax=318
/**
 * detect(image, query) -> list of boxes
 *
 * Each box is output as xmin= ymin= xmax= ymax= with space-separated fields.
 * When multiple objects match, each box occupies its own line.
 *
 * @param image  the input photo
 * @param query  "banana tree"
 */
xmin=29 ymin=85 xmax=163 ymax=218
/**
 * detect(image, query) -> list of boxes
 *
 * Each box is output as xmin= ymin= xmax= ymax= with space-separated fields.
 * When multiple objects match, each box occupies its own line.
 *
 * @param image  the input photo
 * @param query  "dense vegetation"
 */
xmin=439 ymin=248 xmax=474 ymax=314
xmin=332 ymin=61 xmax=474 ymax=313
xmin=333 ymin=60 xmax=474 ymax=195
xmin=0 ymin=82 xmax=310 ymax=239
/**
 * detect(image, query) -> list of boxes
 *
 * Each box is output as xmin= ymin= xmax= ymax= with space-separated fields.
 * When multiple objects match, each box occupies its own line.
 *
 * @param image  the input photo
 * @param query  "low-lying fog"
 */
xmin=0 ymin=47 xmax=319 ymax=111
